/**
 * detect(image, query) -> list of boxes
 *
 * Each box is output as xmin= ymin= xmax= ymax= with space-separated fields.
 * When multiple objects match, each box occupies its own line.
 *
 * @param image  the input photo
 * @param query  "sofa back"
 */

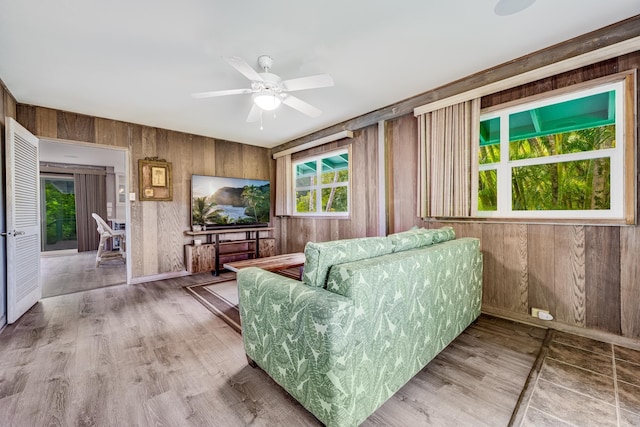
xmin=302 ymin=227 xmax=456 ymax=288
xmin=302 ymin=236 xmax=394 ymax=288
xmin=387 ymin=226 xmax=456 ymax=252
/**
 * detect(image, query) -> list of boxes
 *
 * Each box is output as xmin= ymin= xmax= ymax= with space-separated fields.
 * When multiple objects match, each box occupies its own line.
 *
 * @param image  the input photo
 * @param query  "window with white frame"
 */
xmin=293 ymin=149 xmax=349 ymax=216
xmin=478 ymin=79 xmax=630 ymax=220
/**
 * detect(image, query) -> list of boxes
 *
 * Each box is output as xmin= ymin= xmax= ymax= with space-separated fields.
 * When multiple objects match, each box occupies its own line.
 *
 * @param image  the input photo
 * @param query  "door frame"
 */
xmin=38 ymin=137 xmax=132 ymax=285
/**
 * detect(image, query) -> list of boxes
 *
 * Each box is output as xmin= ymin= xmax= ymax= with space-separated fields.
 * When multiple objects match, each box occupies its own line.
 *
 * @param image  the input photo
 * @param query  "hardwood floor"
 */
xmin=0 ymin=274 xmax=546 ymax=426
xmin=40 ymin=250 xmax=126 ymax=298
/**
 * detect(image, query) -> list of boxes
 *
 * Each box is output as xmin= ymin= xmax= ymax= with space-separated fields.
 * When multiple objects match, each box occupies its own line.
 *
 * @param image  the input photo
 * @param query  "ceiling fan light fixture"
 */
xmin=253 ymin=92 xmax=282 ymax=111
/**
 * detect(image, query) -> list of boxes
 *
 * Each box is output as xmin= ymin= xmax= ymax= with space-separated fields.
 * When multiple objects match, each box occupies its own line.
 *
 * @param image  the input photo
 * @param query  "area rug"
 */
xmin=186 ymin=279 xmax=241 ymax=333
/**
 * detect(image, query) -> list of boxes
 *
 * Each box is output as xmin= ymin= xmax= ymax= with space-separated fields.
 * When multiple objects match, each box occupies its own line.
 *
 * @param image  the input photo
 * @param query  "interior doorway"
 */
xmin=38 ymin=139 xmax=130 ymax=298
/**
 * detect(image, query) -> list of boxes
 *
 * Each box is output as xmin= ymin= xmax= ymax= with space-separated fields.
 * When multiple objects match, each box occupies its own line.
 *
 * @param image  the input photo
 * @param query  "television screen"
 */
xmin=191 ymin=175 xmax=270 ymax=229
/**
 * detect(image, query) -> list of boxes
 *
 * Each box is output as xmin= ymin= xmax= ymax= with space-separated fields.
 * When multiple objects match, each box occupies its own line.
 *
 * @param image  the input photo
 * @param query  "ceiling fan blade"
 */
xmin=191 ymin=88 xmax=253 ymax=99
xmin=224 ymin=56 xmax=264 ymax=82
xmin=246 ymin=103 xmax=261 ymax=123
xmin=282 ymin=95 xmax=322 ymax=118
xmin=282 ymin=74 xmax=334 ymax=92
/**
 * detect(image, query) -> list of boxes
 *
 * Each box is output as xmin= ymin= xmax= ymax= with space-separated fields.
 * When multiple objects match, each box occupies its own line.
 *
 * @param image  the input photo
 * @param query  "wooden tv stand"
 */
xmin=184 ymin=227 xmax=275 ymax=275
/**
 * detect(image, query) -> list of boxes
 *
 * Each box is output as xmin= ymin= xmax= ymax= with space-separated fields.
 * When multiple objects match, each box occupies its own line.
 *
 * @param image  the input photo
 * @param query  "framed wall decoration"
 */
xmin=139 ymin=157 xmax=173 ymax=201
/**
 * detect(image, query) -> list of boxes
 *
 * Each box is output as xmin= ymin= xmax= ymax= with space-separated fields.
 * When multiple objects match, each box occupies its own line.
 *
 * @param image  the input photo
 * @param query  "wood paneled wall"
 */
xmin=15 ymin=105 xmax=271 ymax=280
xmin=386 ymin=53 xmax=640 ymax=340
xmin=274 ymin=126 xmax=379 ymax=254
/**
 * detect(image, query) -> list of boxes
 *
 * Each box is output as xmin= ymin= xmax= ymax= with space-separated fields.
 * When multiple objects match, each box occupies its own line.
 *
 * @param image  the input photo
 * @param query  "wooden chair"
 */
xmin=92 ymin=213 xmax=126 ymax=267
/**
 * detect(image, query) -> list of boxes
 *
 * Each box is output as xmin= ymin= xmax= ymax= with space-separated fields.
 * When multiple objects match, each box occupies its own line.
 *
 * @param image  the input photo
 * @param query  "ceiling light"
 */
xmin=253 ymin=92 xmax=282 ymax=111
xmin=494 ymin=0 xmax=535 ymax=16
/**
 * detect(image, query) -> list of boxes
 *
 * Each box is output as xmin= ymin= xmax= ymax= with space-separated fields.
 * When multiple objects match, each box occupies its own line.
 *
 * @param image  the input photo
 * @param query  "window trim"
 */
xmin=292 ymin=147 xmax=351 ymax=218
xmin=477 ymin=75 xmax=635 ymax=223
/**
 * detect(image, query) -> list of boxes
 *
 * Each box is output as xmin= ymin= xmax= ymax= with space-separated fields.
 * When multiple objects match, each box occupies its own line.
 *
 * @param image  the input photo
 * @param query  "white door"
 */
xmin=5 ymin=117 xmax=40 ymax=324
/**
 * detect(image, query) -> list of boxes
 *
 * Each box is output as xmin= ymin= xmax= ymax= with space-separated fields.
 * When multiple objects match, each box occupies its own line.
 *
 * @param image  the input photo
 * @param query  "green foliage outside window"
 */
xmin=478 ymin=125 xmax=615 ymax=212
xmin=44 ymin=181 xmax=76 ymax=244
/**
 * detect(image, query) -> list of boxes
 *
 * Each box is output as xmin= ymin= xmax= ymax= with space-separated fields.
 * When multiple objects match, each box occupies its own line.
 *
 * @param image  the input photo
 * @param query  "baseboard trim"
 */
xmin=129 ymin=270 xmax=191 ymax=285
xmin=482 ymin=306 xmax=640 ymax=351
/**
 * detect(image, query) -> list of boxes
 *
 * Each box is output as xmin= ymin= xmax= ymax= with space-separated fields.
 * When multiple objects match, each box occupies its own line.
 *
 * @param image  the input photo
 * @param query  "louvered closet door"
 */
xmin=6 ymin=117 xmax=40 ymax=324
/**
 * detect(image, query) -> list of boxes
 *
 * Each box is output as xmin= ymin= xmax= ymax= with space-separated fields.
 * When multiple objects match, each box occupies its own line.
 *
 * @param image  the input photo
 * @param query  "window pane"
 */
xmin=295 ymin=160 xmax=317 ymax=182
xmin=480 ymin=117 xmax=500 ymax=164
xmin=512 ymin=158 xmax=610 ymax=211
xmin=295 ymin=190 xmax=316 ymax=213
xmin=509 ymin=125 xmax=615 ymax=161
xmin=478 ymin=170 xmax=498 ymax=211
xmin=321 ymin=169 xmax=349 ymax=185
xmin=509 ymin=91 xmax=615 ymax=143
xmin=321 ymin=186 xmax=348 ymax=213
xmin=296 ymin=175 xmax=316 ymax=187
xmin=321 ymin=153 xmax=349 ymax=184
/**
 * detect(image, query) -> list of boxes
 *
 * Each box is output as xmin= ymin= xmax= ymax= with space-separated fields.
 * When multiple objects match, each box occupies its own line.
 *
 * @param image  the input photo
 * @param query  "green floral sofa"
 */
xmin=237 ymin=227 xmax=483 ymax=426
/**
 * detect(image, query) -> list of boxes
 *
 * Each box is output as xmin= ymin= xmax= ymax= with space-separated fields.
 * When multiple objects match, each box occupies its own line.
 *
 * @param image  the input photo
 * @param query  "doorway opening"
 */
xmin=38 ymin=139 xmax=130 ymax=297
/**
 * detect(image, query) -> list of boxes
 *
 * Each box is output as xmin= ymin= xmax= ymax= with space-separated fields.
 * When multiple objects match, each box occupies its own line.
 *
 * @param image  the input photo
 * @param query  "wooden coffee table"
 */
xmin=223 ymin=252 xmax=305 ymax=280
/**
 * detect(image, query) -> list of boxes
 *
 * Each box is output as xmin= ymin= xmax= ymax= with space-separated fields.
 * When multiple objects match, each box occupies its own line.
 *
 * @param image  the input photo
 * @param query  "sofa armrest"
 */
xmin=237 ymin=267 xmax=358 ymax=426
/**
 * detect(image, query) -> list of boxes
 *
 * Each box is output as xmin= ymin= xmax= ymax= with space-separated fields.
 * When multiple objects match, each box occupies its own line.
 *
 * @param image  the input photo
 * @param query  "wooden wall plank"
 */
xmin=349 ymin=131 xmax=368 ymax=238
xmin=242 ymin=144 xmax=270 ymax=180
xmin=16 ymin=104 xmax=36 ymax=134
xmin=94 ymin=117 xmax=130 ymax=148
xmin=387 ymin=115 xmax=419 ymax=233
xmin=36 ymin=107 xmax=57 ymax=138
xmin=620 ymin=226 xmax=640 ymax=338
xmin=585 ymin=226 xmax=621 ymax=334
xmin=157 ymin=130 xmax=187 ymax=273
xmin=202 ymin=137 xmax=216 ymax=176
xmin=481 ymin=224 xmax=505 ymax=309
xmin=190 ymin=134 xmax=206 ymax=176
xmin=57 ymin=111 xmax=95 ymax=142
xmin=502 ymin=224 xmax=528 ymax=314
xmin=361 ymin=126 xmax=379 ymax=236
xmin=553 ymin=226 xmax=586 ymax=327
xmin=128 ymin=124 xmax=151 ymax=277
xmin=215 ymin=140 xmax=243 ymax=177
xmin=527 ymin=225 xmax=556 ymax=315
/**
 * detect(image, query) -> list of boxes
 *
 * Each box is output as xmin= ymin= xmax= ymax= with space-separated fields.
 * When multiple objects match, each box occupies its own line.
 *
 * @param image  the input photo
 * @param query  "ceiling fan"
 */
xmin=192 ymin=55 xmax=334 ymax=123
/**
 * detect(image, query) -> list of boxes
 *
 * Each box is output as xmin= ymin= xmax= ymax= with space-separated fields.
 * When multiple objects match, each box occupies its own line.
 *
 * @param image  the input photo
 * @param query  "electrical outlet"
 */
xmin=531 ymin=307 xmax=547 ymax=318
xmin=531 ymin=308 xmax=553 ymax=320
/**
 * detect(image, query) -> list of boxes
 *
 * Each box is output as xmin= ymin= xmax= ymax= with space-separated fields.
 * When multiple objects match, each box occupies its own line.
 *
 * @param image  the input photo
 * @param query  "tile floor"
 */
xmin=518 ymin=331 xmax=640 ymax=426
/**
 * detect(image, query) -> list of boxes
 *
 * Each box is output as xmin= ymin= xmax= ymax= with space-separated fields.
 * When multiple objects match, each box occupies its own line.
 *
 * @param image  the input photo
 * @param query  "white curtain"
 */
xmin=417 ymin=98 xmax=480 ymax=218
xmin=275 ymin=154 xmax=292 ymax=216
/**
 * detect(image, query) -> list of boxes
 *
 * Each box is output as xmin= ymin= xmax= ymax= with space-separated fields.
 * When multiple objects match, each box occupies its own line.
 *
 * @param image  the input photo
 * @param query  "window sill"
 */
xmin=284 ymin=214 xmax=351 ymax=220
xmin=424 ymin=216 xmax=635 ymax=227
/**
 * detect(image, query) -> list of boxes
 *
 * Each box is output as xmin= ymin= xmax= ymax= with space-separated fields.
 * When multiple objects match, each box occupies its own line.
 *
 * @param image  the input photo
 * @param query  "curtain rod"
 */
xmin=272 ymin=130 xmax=353 ymax=159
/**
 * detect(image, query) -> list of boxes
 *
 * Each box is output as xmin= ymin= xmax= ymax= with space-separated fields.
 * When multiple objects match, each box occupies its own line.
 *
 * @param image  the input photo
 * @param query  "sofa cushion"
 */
xmin=303 ymin=236 xmax=394 ymax=288
xmin=389 ymin=226 xmax=456 ymax=252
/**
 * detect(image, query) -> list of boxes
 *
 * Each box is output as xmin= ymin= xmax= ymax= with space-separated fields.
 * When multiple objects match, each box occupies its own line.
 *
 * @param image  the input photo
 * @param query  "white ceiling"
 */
xmin=1 ymin=1 xmax=639 ymax=148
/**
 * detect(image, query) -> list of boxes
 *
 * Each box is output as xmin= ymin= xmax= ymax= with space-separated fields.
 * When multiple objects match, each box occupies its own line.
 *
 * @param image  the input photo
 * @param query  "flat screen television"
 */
xmin=191 ymin=175 xmax=270 ymax=229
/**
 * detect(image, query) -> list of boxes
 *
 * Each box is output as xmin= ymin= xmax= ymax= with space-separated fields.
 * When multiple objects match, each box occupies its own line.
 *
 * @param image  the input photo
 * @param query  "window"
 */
xmin=293 ymin=149 xmax=349 ymax=216
xmin=478 ymin=79 xmax=630 ymax=220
